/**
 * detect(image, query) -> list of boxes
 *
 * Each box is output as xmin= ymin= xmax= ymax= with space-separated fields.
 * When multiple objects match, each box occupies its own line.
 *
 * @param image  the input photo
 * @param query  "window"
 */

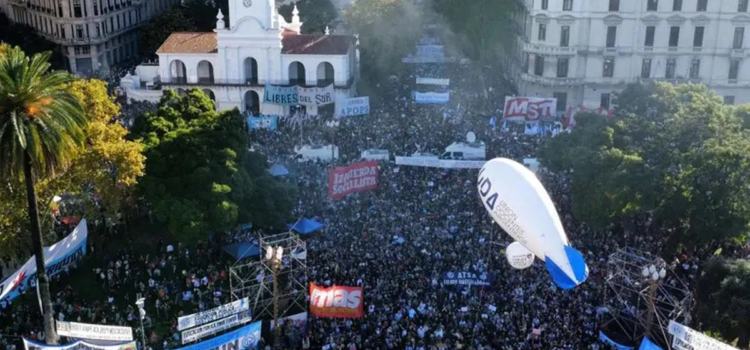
xmin=557 ymin=58 xmax=569 ymax=78
xmin=641 ymin=58 xmax=652 ymax=78
xmin=523 ymin=53 xmax=530 ymax=73
xmin=673 ymin=0 xmax=682 ymax=10
xmin=609 ymin=0 xmax=620 ymax=11
xmin=74 ymin=45 xmax=90 ymax=55
xmin=73 ymin=0 xmax=81 ymax=17
xmin=696 ymin=0 xmax=707 ymax=11
xmin=645 ymin=26 xmax=656 ymax=46
xmin=553 ymin=92 xmax=568 ymax=112
xmin=93 ymin=1 xmax=98 ymax=15
xmin=601 ymin=93 xmax=611 ymax=109
xmin=740 ymin=0 xmax=749 ymax=12
xmin=734 ymin=27 xmax=745 ymax=48
xmin=560 ymin=26 xmax=570 ymax=47
xmin=76 ymin=24 xmax=83 ymax=38
xmin=563 ymin=0 xmax=573 ymax=11
xmin=606 ymin=26 xmax=617 ymax=47
xmin=666 ymin=58 xmax=676 ymax=78
xmin=693 ymin=27 xmax=704 ymax=47
xmin=724 ymin=96 xmax=736 ymax=105
xmin=541 ymin=0 xmax=548 ymax=10
xmin=95 ymin=23 xmax=100 ymax=37
xmin=534 ymin=55 xmax=544 ymax=76
xmin=729 ymin=59 xmax=740 ymax=79
xmin=538 ymin=24 xmax=547 ymax=41
xmin=689 ymin=59 xmax=700 ymax=78
xmin=669 ymin=26 xmax=680 ymax=47
xmin=603 ymin=57 xmax=615 ymax=77
xmin=647 ymin=0 xmax=658 ymax=11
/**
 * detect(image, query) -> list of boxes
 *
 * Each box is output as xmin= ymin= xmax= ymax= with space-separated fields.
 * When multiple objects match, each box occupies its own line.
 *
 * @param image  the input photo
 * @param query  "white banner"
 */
xmin=181 ymin=310 xmax=252 ymax=344
xmin=24 ymin=338 xmax=136 ymax=350
xmin=177 ymin=297 xmax=249 ymax=331
xmin=298 ymin=85 xmax=334 ymax=107
xmin=57 ymin=321 xmax=133 ymax=342
xmin=416 ymin=77 xmax=450 ymax=86
xmin=668 ymin=320 xmax=737 ymax=350
xmin=337 ymin=97 xmax=370 ymax=117
xmin=395 ymin=157 xmax=485 ymax=169
xmin=414 ymin=91 xmax=450 ymax=104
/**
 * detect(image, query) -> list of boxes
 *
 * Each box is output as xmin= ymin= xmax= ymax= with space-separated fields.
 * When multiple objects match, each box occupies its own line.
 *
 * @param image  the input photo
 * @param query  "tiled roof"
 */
xmin=156 ymin=32 xmax=218 ymax=54
xmin=282 ymin=34 xmax=353 ymax=55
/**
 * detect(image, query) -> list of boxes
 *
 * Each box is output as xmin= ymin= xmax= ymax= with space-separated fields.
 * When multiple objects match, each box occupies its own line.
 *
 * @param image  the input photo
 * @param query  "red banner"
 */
xmin=309 ymin=284 xmax=363 ymax=318
xmin=328 ymin=161 xmax=379 ymax=200
xmin=503 ymin=96 xmax=557 ymax=121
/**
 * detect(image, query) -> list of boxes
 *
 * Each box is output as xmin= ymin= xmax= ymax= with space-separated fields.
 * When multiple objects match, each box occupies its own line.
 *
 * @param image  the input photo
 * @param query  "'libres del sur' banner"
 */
xmin=328 ymin=160 xmax=379 ymax=200
xmin=309 ymin=284 xmax=363 ymax=318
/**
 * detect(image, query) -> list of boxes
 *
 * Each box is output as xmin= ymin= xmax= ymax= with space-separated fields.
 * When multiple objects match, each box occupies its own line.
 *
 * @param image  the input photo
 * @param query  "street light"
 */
xmin=642 ymin=264 xmax=667 ymax=338
xmin=265 ymin=245 xmax=284 ymax=347
xmin=135 ymin=298 xmax=147 ymax=350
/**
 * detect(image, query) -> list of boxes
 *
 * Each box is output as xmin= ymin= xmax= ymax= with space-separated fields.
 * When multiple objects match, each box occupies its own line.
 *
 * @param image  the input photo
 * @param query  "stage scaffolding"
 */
xmin=229 ymin=231 xmax=308 ymax=321
xmin=601 ymin=248 xmax=693 ymax=349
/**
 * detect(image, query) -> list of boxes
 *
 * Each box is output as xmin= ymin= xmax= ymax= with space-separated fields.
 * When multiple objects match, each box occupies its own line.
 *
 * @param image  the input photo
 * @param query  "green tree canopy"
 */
xmin=539 ymin=82 xmax=750 ymax=251
xmin=132 ymin=89 xmax=295 ymax=242
xmin=696 ymin=257 xmax=750 ymax=348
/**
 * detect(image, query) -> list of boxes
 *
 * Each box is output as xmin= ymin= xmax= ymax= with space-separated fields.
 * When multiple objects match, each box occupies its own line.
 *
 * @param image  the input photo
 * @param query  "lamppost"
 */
xmin=135 ymin=298 xmax=147 ymax=350
xmin=266 ymin=245 xmax=284 ymax=347
xmin=642 ymin=264 xmax=667 ymax=339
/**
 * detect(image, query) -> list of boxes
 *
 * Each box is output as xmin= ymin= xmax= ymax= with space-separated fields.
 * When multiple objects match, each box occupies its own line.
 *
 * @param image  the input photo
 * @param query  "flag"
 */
xmin=501 ymin=120 xmax=509 ymax=132
xmin=489 ymin=117 xmax=496 ymax=129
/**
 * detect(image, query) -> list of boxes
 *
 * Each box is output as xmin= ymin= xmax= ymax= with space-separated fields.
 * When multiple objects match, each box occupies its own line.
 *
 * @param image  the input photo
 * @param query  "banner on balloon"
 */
xmin=414 ymin=91 xmax=450 ymax=104
xmin=248 ymin=115 xmax=278 ymax=130
xmin=328 ymin=161 xmax=379 ymax=200
xmin=23 ymin=338 xmax=137 ymax=350
xmin=441 ymin=271 xmax=495 ymax=287
xmin=503 ymin=96 xmax=557 ymax=121
xmin=298 ymin=85 xmax=334 ymax=107
xmin=263 ymin=84 xmax=298 ymax=105
xmin=505 ymin=242 xmax=535 ymax=269
xmin=309 ymin=284 xmax=363 ymax=318
xmin=337 ymin=97 xmax=370 ymax=117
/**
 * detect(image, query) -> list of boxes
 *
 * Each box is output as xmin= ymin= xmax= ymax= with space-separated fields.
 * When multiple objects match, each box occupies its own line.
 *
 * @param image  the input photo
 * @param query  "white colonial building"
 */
xmin=519 ymin=0 xmax=750 ymax=112
xmin=120 ymin=0 xmax=358 ymax=115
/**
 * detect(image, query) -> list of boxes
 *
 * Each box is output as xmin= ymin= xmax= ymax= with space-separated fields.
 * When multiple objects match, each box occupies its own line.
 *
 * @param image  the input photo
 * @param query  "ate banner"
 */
xmin=328 ymin=161 xmax=379 ymax=200
xmin=309 ymin=284 xmax=363 ymax=319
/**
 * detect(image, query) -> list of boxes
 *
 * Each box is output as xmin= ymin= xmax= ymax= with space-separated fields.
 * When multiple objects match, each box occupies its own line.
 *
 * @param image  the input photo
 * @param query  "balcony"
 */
xmin=520 ymin=73 xmax=584 ymax=86
xmin=160 ymin=76 xmax=356 ymax=89
xmin=731 ymin=49 xmax=747 ymax=58
xmin=523 ymin=43 xmax=577 ymax=56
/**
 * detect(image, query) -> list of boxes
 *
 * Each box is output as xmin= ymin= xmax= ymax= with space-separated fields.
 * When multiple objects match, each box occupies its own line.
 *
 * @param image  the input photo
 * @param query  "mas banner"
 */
xmin=298 ymin=85 xmax=334 ymax=107
xmin=56 ymin=321 xmax=133 ymax=342
xmin=395 ymin=157 xmax=486 ymax=169
xmin=0 ymin=220 xmax=88 ymax=303
xmin=328 ymin=160 xmax=379 ymax=200
xmin=181 ymin=310 xmax=252 ymax=344
xmin=174 ymin=322 xmax=261 ymax=350
xmin=177 ymin=297 xmax=249 ymax=331
xmin=309 ymin=284 xmax=363 ymax=319
xmin=503 ymin=96 xmax=557 ymax=121
xmin=442 ymin=271 xmax=495 ymax=287
xmin=23 ymin=338 xmax=136 ymax=350
xmin=337 ymin=97 xmax=370 ymax=117
xmin=416 ymin=77 xmax=450 ymax=86
xmin=414 ymin=91 xmax=450 ymax=104
xmin=248 ymin=115 xmax=278 ymax=130
xmin=668 ymin=320 xmax=737 ymax=350
xmin=263 ymin=84 xmax=298 ymax=105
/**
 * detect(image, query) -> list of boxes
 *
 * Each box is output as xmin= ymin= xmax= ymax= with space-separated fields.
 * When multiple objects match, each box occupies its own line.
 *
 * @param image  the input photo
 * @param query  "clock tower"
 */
xmin=227 ymin=0 xmax=276 ymax=30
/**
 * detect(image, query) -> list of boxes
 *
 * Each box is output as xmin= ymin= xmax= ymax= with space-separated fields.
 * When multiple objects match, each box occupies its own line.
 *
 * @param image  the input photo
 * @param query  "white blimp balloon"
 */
xmin=506 ymin=242 xmax=535 ymax=269
xmin=478 ymin=158 xmax=588 ymax=289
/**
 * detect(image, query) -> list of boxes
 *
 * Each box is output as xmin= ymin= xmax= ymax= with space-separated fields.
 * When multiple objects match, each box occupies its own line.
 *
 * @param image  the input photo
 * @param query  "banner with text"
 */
xmin=414 ymin=91 xmax=450 ymax=104
xmin=56 ymin=321 xmax=133 ymax=342
xmin=395 ymin=157 xmax=486 ymax=169
xmin=23 ymin=338 xmax=137 ymax=350
xmin=328 ymin=160 xmax=379 ymax=200
xmin=309 ymin=284 xmax=363 ymax=318
xmin=248 ymin=115 xmax=278 ymax=130
xmin=668 ymin=320 xmax=737 ymax=350
xmin=416 ymin=77 xmax=450 ymax=86
xmin=298 ymin=85 xmax=335 ymax=107
xmin=337 ymin=97 xmax=370 ymax=117
xmin=177 ymin=297 xmax=249 ymax=331
xmin=442 ymin=271 xmax=496 ymax=287
xmin=1 ymin=220 xmax=88 ymax=304
xmin=174 ymin=321 xmax=261 ymax=350
xmin=181 ymin=309 xmax=252 ymax=344
xmin=263 ymin=84 xmax=298 ymax=105
xmin=270 ymin=312 xmax=308 ymax=333
xmin=503 ymin=96 xmax=557 ymax=121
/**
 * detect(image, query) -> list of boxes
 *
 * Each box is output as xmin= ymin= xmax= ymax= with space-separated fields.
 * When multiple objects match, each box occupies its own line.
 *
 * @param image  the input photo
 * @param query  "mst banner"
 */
xmin=56 ymin=321 xmax=133 ymax=342
xmin=181 ymin=310 xmax=252 ymax=344
xmin=503 ymin=96 xmax=557 ymax=121
xmin=442 ymin=271 xmax=496 ymax=287
xmin=24 ymin=338 xmax=136 ymax=350
xmin=174 ymin=322 xmax=261 ymax=350
xmin=177 ymin=297 xmax=249 ymax=331
xmin=328 ymin=160 xmax=379 ymax=200
xmin=0 ymin=220 xmax=88 ymax=303
xmin=310 ymin=284 xmax=363 ymax=318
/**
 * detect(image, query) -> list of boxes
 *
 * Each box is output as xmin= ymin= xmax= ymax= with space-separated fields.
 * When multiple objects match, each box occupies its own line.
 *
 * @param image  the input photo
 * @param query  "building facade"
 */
xmin=120 ymin=0 xmax=358 ymax=115
xmin=1 ymin=0 xmax=178 ymax=73
xmin=520 ymin=0 xmax=750 ymax=113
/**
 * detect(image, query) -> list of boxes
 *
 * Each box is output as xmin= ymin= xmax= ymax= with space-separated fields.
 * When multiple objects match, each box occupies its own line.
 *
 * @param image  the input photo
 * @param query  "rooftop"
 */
xmin=156 ymin=32 xmax=218 ymax=54
xmin=281 ymin=34 xmax=353 ymax=55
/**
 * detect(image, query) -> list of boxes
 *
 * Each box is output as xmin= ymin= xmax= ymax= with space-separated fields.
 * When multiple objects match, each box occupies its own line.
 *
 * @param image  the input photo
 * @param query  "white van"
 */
xmin=295 ymin=145 xmax=339 ymax=162
xmin=441 ymin=142 xmax=486 ymax=160
xmin=361 ymin=149 xmax=390 ymax=161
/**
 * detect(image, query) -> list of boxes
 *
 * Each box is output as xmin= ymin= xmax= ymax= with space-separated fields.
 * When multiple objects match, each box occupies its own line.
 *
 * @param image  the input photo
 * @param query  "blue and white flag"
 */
xmin=489 ymin=117 xmax=496 ymax=129
xmin=175 ymin=321 xmax=261 ymax=350
xmin=501 ymin=120 xmax=509 ymax=132
xmin=248 ymin=115 xmax=278 ymax=130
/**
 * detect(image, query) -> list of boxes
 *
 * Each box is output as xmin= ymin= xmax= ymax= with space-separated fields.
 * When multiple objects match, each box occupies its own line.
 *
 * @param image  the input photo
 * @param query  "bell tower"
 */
xmin=227 ymin=0 xmax=276 ymax=30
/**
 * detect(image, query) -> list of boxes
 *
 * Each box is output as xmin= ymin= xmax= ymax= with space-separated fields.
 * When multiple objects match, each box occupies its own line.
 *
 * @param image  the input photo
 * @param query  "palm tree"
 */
xmin=0 ymin=46 xmax=86 ymax=344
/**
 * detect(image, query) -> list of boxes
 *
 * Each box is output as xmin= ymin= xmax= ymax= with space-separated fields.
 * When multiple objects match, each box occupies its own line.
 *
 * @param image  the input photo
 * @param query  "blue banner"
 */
xmin=175 ymin=321 xmax=261 ymax=350
xmin=263 ymin=84 xmax=298 ymax=105
xmin=248 ymin=115 xmax=278 ymax=130
xmin=414 ymin=91 xmax=450 ymax=104
xmin=599 ymin=331 xmax=635 ymax=350
xmin=441 ymin=271 xmax=495 ymax=287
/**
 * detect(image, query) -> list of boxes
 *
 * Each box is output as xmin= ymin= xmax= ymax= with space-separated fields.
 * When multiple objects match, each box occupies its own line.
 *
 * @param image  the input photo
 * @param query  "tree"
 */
xmin=539 ymin=82 xmax=750 ymax=251
xmin=132 ymin=89 xmax=295 ymax=242
xmin=138 ymin=7 xmax=198 ymax=59
xmin=696 ymin=257 xmax=750 ymax=349
xmin=0 ymin=46 xmax=87 ymax=344
xmin=278 ymin=0 xmax=338 ymax=34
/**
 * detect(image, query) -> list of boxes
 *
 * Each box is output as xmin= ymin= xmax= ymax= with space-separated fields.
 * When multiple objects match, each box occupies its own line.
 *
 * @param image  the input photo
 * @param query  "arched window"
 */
xmin=244 ymin=90 xmax=260 ymax=115
xmin=244 ymin=57 xmax=258 ymax=85
xmin=170 ymin=60 xmax=187 ymax=84
xmin=317 ymin=62 xmax=334 ymax=86
xmin=288 ymin=61 xmax=306 ymax=86
xmin=197 ymin=60 xmax=214 ymax=84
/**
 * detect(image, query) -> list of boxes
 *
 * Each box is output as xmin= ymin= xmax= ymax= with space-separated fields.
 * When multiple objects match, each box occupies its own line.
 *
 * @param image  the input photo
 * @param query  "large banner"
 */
xmin=337 ymin=97 xmax=370 ymax=117
xmin=598 ymin=331 xmax=635 ymax=350
xmin=414 ymin=91 xmax=450 ymax=104
xmin=503 ymin=96 xmax=557 ymax=121
xmin=416 ymin=77 xmax=450 ymax=86
xmin=23 ymin=338 xmax=136 ymax=350
xmin=395 ymin=157 xmax=486 ymax=169
xmin=270 ymin=311 xmax=308 ymax=333
xmin=309 ymin=284 xmax=363 ymax=318
xmin=263 ymin=84 xmax=298 ymax=105
xmin=668 ymin=320 xmax=737 ymax=350
xmin=174 ymin=322 xmax=261 ymax=350
xmin=181 ymin=309 xmax=252 ymax=344
xmin=298 ymin=85 xmax=334 ymax=107
xmin=177 ymin=297 xmax=249 ymax=331
xmin=0 ymin=220 xmax=88 ymax=303
xmin=416 ymin=45 xmax=445 ymax=58
xmin=328 ymin=160 xmax=379 ymax=200
xmin=248 ymin=115 xmax=278 ymax=130
xmin=56 ymin=321 xmax=133 ymax=342
xmin=441 ymin=271 xmax=495 ymax=287
xmin=263 ymin=85 xmax=335 ymax=106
